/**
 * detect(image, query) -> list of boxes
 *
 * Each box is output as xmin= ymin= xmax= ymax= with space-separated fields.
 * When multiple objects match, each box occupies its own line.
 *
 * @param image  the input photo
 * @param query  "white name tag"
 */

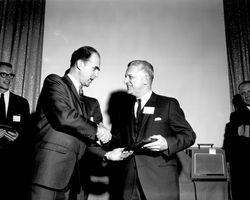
xmin=13 ymin=115 xmax=21 ymax=122
xmin=143 ymin=107 xmax=155 ymax=114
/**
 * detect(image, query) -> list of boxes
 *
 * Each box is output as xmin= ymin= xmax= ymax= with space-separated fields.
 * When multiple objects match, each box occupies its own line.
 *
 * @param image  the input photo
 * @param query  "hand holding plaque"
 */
xmin=124 ymin=137 xmax=157 ymax=152
xmin=0 ymin=124 xmax=19 ymax=141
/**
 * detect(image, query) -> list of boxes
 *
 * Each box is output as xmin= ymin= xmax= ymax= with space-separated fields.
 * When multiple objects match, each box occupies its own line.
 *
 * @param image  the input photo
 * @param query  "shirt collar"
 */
xmin=1 ymin=90 xmax=10 ymax=99
xmin=137 ymin=90 xmax=152 ymax=108
xmin=67 ymin=74 xmax=81 ymax=94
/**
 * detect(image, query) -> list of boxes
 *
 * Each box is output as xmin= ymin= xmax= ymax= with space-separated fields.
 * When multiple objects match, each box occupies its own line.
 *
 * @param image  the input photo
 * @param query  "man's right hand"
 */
xmin=105 ymin=148 xmax=133 ymax=161
xmin=0 ymin=129 xmax=5 ymax=138
xmin=0 ymin=128 xmax=19 ymax=141
xmin=96 ymin=123 xmax=112 ymax=144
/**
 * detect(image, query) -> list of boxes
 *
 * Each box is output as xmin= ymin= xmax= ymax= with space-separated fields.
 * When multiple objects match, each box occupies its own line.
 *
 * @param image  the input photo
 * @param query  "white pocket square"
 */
xmin=154 ymin=117 xmax=162 ymax=121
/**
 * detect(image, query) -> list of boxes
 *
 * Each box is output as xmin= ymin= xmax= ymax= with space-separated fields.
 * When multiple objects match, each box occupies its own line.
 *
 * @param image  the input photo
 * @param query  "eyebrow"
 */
xmin=0 ymin=71 xmax=14 ymax=74
xmin=95 ymin=66 xmax=100 ymax=71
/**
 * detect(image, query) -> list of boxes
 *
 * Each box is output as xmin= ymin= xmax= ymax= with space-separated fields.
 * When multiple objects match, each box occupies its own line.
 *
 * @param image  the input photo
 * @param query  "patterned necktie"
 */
xmin=0 ymin=93 xmax=6 ymax=121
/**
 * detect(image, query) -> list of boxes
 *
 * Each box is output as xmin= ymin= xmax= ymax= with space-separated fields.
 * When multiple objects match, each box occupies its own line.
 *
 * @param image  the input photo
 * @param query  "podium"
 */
xmin=179 ymin=144 xmax=232 ymax=200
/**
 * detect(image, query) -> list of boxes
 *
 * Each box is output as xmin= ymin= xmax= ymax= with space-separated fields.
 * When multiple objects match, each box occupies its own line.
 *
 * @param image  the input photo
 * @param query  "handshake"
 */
xmin=0 ymin=124 xmax=19 ymax=142
xmin=96 ymin=123 xmax=112 ymax=144
xmin=96 ymin=123 xmax=133 ymax=161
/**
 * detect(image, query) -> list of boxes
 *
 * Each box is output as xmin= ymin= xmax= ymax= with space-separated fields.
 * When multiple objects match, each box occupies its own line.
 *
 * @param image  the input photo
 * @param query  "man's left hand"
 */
xmin=142 ymin=135 xmax=168 ymax=151
xmin=4 ymin=130 xmax=19 ymax=141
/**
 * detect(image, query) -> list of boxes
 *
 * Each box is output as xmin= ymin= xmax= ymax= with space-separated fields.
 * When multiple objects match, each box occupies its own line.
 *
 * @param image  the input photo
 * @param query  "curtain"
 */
xmin=0 ymin=0 xmax=45 ymax=112
xmin=223 ymin=0 xmax=250 ymax=108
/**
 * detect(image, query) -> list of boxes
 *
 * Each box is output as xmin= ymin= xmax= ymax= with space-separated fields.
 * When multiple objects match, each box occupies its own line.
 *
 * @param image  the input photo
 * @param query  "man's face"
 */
xmin=239 ymin=82 xmax=250 ymax=106
xmin=124 ymin=65 xmax=147 ymax=98
xmin=79 ymin=53 xmax=100 ymax=87
xmin=0 ymin=65 xmax=14 ymax=91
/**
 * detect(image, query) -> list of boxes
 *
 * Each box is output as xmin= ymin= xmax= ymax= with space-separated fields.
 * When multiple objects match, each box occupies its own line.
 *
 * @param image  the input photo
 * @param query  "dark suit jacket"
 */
xmin=31 ymin=74 xmax=99 ymax=190
xmin=79 ymin=95 xmax=108 ymax=198
xmin=0 ymin=92 xmax=30 ymax=149
xmin=223 ymin=105 xmax=250 ymax=200
xmin=0 ymin=92 xmax=30 ymax=199
xmin=115 ymin=92 xmax=196 ymax=200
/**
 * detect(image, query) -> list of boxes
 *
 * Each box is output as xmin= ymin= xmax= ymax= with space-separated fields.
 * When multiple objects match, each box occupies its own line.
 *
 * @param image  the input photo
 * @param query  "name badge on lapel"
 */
xmin=13 ymin=115 xmax=21 ymax=122
xmin=143 ymin=107 xmax=155 ymax=114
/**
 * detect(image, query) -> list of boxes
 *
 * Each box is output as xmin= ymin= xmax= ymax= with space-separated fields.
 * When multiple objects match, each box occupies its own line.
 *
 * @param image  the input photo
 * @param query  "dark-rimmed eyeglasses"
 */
xmin=0 ymin=72 xmax=15 ymax=79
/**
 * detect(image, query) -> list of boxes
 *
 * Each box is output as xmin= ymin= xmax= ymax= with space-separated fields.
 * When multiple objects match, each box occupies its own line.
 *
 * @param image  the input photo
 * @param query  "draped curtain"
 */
xmin=223 ymin=0 xmax=250 ymax=109
xmin=0 ymin=0 xmax=45 ymax=112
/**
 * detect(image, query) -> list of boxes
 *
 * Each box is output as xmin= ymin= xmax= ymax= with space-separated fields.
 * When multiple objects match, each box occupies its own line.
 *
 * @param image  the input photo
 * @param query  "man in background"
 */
xmin=112 ymin=60 xmax=196 ymax=200
xmin=0 ymin=61 xmax=30 ymax=200
xmin=224 ymin=80 xmax=250 ymax=200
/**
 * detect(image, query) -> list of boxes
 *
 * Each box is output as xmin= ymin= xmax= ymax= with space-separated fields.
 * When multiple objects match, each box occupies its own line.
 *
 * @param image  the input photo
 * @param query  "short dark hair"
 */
xmin=0 ymin=61 xmax=12 ymax=68
xmin=238 ymin=80 xmax=250 ymax=91
xmin=70 ymin=46 xmax=100 ymax=67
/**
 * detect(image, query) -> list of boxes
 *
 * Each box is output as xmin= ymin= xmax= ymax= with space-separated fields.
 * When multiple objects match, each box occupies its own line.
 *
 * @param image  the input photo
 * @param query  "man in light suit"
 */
xmin=0 ymin=61 xmax=31 ymax=200
xmin=30 ymin=46 xmax=125 ymax=200
xmin=113 ymin=60 xmax=196 ymax=200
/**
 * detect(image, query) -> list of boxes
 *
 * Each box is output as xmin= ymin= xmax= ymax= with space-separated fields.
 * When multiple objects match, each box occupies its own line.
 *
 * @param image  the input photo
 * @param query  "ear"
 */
xmin=76 ymin=60 xmax=85 ymax=70
xmin=143 ymin=74 xmax=150 ymax=85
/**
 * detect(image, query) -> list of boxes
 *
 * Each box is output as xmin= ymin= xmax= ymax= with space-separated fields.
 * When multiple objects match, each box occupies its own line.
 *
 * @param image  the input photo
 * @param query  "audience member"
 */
xmin=0 ymin=61 xmax=30 ymax=200
xmin=223 ymin=80 xmax=250 ymax=200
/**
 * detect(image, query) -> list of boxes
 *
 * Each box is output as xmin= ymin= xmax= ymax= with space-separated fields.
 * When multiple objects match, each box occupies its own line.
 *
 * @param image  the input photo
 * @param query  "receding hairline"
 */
xmin=127 ymin=60 xmax=154 ymax=82
xmin=238 ymin=80 xmax=250 ymax=91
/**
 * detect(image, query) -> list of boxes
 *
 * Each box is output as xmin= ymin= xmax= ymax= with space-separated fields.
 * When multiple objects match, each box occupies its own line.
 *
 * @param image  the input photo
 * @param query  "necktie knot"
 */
xmin=79 ymin=87 xmax=84 ymax=96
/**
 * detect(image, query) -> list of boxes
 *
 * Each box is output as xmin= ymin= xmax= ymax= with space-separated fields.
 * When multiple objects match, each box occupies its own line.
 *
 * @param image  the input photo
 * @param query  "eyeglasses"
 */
xmin=0 ymin=72 xmax=15 ymax=79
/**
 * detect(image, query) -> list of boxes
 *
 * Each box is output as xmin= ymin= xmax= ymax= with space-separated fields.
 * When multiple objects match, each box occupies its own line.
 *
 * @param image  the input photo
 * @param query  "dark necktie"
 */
xmin=134 ymin=99 xmax=142 ymax=136
xmin=0 ymin=93 xmax=6 ymax=121
xmin=136 ymin=99 xmax=142 ymax=120
xmin=79 ymin=87 xmax=84 ymax=97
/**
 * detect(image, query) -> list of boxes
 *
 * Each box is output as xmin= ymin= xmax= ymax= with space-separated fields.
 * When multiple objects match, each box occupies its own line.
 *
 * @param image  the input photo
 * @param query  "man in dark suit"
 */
xmin=223 ymin=80 xmax=250 ymax=200
xmin=113 ymin=60 xmax=196 ymax=200
xmin=30 ymin=46 xmax=125 ymax=200
xmin=0 ymin=61 xmax=31 ymax=200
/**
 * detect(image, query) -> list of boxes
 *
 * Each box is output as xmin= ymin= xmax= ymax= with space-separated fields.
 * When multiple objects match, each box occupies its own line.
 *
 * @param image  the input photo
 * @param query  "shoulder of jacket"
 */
xmin=154 ymin=93 xmax=178 ymax=102
xmin=10 ymin=92 xmax=28 ymax=102
xmin=46 ymin=74 xmax=61 ymax=80
xmin=83 ymin=95 xmax=98 ymax=102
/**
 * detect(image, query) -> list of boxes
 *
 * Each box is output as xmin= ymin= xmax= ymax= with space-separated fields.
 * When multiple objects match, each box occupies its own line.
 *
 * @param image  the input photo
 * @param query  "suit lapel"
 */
xmin=136 ymin=93 xmax=157 ymax=141
xmin=80 ymin=95 xmax=93 ymax=119
xmin=62 ymin=76 xmax=87 ymax=117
